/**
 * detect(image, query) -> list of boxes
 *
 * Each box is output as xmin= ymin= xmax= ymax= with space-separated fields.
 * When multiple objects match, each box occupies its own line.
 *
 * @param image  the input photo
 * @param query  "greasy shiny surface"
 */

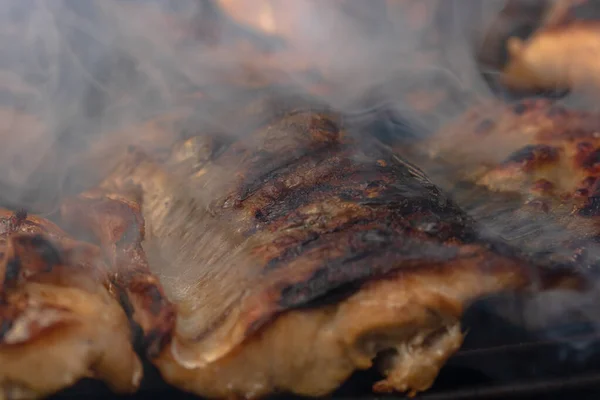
xmin=426 ymin=98 xmax=600 ymax=270
xmin=0 ymin=209 xmax=142 ymax=400
xmin=98 ymin=109 xmax=581 ymax=398
xmin=60 ymin=190 xmax=176 ymax=357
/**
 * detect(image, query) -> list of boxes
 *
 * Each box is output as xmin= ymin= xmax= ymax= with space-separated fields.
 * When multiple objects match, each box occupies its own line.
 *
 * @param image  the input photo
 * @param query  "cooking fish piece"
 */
xmin=60 ymin=190 xmax=176 ymax=358
xmin=99 ymin=109 xmax=582 ymax=398
xmin=0 ymin=209 xmax=142 ymax=399
xmin=425 ymin=98 xmax=600 ymax=268
xmin=502 ymin=20 xmax=600 ymax=92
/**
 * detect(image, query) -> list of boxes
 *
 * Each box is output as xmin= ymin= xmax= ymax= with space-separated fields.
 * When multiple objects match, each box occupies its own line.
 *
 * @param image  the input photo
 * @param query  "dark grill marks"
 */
xmin=502 ymin=144 xmax=560 ymax=170
xmin=277 ymin=231 xmax=460 ymax=309
xmin=579 ymin=196 xmax=600 ymax=217
xmin=10 ymin=235 xmax=63 ymax=274
xmin=582 ymin=149 xmax=600 ymax=170
xmin=115 ymin=284 xmax=145 ymax=354
xmin=29 ymin=235 xmax=62 ymax=271
xmin=3 ymin=257 xmax=21 ymax=287
xmin=579 ymin=181 xmax=600 ymax=217
xmin=145 ymin=286 xmax=165 ymax=316
xmin=235 ymin=145 xmax=341 ymax=204
xmin=114 ymin=279 xmax=173 ymax=358
xmin=60 ymin=193 xmax=176 ymax=359
xmin=223 ymin=111 xmax=344 ymax=206
xmin=249 ymin=183 xmax=335 ymax=226
xmin=125 ymin=277 xmax=166 ymax=317
xmin=505 ymin=146 xmax=537 ymax=165
xmin=242 ymin=147 xmax=457 ymax=228
xmin=228 ymin=117 xmax=479 ymax=282
xmin=0 ymin=318 xmax=12 ymax=339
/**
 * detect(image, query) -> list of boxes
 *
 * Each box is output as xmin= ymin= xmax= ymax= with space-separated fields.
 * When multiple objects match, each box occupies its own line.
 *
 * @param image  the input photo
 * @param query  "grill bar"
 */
xmin=454 ymin=332 xmax=600 ymax=359
xmin=412 ymin=371 xmax=600 ymax=400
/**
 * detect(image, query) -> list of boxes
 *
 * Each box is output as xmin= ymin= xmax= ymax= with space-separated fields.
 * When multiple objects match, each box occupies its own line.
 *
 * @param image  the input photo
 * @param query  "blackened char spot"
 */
xmin=582 ymin=149 xmax=600 ymax=170
xmin=237 ymin=146 xmax=336 ymax=202
xmin=579 ymin=183 xmax=600 ymax=217
xmin=279 ymin=267 xmax=355 ymax=310
xmin=285 ymin=281 xmax=363 ymax=310
xmin=0 ymin=319 xmax=12 ymax=339
xmin=264 ymin=231 xmax=320 ymax=271
xmin=4 ymin=257 xmax=21 ymax=286
xmin=278 ymin=232 xmax=459 ymax=309
xmin=253 ymin=183 xmax=334 ymax=227
xmin=116 ymin=218 xmax=140 ymax=246
xmin=579 ymin=196 xmax=600 ymax=217
xmin=144 ymin=328 xmax=167 ymax=359
xmin=14 ymin=209 xmax=27 ymax=222
xmin=502 ymin=144 xmax=557 ymax=165
xmin=254 ymin=209 xmax=265 ymax=221
xmin=145 ymin=286 xmax=164 ymax=316
xmin=504 ymin=144 xmax=535 ymax=164
xmin=30 ymin=235 xmax=62 ymax=271
xmin=116 ymin=287 xmax=145 ymax=354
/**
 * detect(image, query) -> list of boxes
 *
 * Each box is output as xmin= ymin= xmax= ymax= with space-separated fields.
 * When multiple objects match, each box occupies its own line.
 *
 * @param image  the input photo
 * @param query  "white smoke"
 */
xmin=0 ymin=0 xmax=520 ymax=213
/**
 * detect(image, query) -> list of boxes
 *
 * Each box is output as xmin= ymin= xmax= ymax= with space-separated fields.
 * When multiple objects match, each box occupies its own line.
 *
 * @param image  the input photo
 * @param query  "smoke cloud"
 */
xmin=4 ymin=0 xmax=600 ymax=376
xmin=0 ymin=0 xmax=514 ymax=213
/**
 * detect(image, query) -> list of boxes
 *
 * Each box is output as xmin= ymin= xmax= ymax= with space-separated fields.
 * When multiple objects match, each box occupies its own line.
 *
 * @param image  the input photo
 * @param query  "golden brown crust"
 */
xmin=96 ymin=109 xmax=586 ymax=398
xmin=155 ymin=254 xmax=537 ymax=399
xmin=60 ymin=191 xmax=176 ymax=357
xmin=431 ymin=99 xmax=600 ymax=205
xmin=0 ymin=209 xmax=142 ymax=399
xmin=99 ymin=111 xmax=481 ymax=364
xmin=424 ymin=98 xmax=600 ymax=270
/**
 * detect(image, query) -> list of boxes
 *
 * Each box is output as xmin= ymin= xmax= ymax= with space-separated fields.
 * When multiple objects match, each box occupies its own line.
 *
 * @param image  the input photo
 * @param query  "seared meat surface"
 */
xmin=60 ymin=190 xmax=176 ymax=357
xmin=0 ymin=209 xmax=142 ymax=399
xmin=98 ymin=108 xmax=582 ymax=398
xmin=425 ymin=98 xmax=600 ymax=269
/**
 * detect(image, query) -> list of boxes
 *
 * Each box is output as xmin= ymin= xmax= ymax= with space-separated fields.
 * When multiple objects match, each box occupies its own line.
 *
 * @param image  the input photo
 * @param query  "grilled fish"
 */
xmin=425 ymin=98 xmax=600 ymax=269
xmin=96 ymin=108 xmax=583 ymax=398
xmin=0 ymin=209 xmax=142 ymax=399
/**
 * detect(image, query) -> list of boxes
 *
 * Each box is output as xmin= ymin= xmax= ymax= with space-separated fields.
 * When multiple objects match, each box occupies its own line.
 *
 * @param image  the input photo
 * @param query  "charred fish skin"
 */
xmin=60 ymin=190 xmax=176 ymax=358
xmin=0 ymin=209 xmax=142 ymax=400
xmin=99 ymin=107 xmax=584 ymax=399
xmin=425 ymin=98 xmax=600 ymax=272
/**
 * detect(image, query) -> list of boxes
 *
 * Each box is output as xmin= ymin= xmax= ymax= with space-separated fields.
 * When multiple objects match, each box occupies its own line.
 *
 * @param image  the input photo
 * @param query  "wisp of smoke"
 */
xmin=4 ymin=0 xmax=600 ymax=366
xmin=0 ymin=0 xmax=509 ymax=212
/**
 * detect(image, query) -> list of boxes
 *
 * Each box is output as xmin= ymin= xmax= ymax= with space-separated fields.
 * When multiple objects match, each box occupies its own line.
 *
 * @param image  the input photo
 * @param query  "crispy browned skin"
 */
xmin=425 ymin=98 xmax=600 ymax=267
xmin=0 ymin=209 xmax=142 ymax=399
xmin=60 ymin=191 xmax=176 ymax=357
xmin=428 ymin=99 xmax=600 ymax=205
xmin=96 ymin=109 xmax=583 ymax=398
